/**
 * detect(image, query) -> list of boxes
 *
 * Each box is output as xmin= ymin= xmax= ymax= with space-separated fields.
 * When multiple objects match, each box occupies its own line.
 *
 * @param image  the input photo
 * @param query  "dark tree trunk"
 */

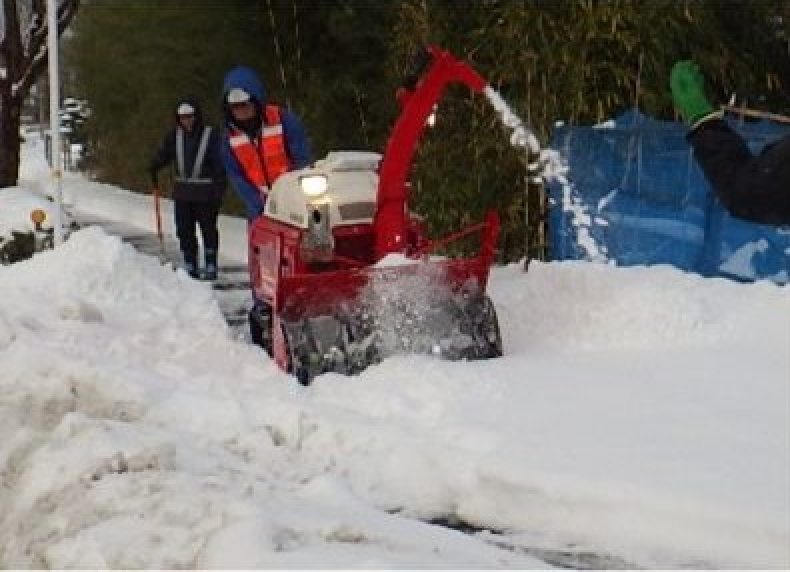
xmin=0 ymin=88 xmax=22 ymax=187
xmin=1 ymin=0 xmax=22 ymax=188
xmin=0 ymin=0 xmax=80 ymax=188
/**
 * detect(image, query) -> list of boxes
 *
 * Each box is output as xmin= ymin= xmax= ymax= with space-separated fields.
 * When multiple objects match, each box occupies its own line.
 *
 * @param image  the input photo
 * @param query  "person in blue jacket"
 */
xmin=220 ymin=66 xmax=312 ymax=221
xmin=220 ymin=66 xmax=312 ymax=350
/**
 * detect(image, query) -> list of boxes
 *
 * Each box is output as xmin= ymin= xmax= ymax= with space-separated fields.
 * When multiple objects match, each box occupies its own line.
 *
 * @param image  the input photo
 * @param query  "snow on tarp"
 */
xmin=547 ymin=109 xmax=790 ymax=283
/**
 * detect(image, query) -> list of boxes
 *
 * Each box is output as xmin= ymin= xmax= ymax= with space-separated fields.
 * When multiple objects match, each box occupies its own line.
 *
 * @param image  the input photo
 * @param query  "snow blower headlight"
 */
xmin=300 ymin=174 xmax=328 ymax=198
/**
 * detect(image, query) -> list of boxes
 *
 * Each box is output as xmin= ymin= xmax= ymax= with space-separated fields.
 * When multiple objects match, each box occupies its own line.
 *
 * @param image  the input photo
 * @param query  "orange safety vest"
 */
xmin=227 ymin=105 xmax=290 ymax=194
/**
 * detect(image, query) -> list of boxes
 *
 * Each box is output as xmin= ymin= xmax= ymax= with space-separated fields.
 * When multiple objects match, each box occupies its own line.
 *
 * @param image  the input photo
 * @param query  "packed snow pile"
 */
xmin=0 ymin=221 xmax=787 ymax=568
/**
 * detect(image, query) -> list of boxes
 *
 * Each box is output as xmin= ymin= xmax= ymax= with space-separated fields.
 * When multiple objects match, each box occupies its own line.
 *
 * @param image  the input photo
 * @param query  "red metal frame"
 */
xmin=247 ymin=46 xmax=501 ymax=373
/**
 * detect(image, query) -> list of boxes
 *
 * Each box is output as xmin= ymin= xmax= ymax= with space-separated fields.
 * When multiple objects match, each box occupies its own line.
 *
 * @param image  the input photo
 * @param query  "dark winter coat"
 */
xmin=689 ymin=118 xmax=790 ymax=226
xmin=219 ymin=67 xmax=312 ymax=220
xmin=149 ymin=98 xmax=227 ymax=204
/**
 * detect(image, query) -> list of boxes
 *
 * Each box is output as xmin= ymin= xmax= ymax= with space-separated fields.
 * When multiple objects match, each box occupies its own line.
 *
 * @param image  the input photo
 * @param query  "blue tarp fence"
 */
xmin=546 ymin=109 xmax=790 ymax=283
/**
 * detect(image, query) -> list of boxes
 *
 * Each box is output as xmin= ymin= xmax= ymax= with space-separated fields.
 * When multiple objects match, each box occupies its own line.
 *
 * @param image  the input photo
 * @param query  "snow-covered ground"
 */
xmin=0 ymin=135 xmax=787 ymax=569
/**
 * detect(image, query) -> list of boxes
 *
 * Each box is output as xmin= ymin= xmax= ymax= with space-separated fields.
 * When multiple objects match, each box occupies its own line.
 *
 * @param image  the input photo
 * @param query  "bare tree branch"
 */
xmin=1 ymin=0 xmax=79 ymax=186
xmin=15 ymin=0 xmax=79 ymax=98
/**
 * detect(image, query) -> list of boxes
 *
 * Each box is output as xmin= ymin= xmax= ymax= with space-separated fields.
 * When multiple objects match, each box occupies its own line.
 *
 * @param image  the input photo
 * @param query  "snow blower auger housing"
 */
xmin=247 ymin=46 xmax=541 ymax=384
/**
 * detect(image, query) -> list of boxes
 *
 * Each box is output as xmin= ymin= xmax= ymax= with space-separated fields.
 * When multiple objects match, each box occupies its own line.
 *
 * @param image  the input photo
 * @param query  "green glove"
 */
xmin=670 ymin=60 xmax=715 ymax=124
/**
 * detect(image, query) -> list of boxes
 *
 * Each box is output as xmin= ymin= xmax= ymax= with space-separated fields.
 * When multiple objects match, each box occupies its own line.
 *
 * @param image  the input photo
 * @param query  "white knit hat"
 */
xmin=226 ymin=88 xmax=251 ymax=104
xmin=176 ymin=103 xmax=195 ymax=116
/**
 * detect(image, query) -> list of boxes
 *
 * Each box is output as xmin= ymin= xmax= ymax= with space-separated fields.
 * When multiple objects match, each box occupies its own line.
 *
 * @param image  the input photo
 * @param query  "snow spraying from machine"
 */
xmin=483 ymin=86 xmax=548 ymax=181
xmin=356 ymin=257 xmax=475 ymax=358
xmin=348 ymin=84 xmax=546 ymax=364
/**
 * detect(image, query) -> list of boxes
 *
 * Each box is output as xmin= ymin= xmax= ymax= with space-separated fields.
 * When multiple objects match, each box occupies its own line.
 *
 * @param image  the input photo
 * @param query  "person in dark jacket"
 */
xmin=220 ymin=66 xmax=311 ymax=221
xmin=149 ymin=97 xmax=226 ymax=279
xmin=670 ymin=60 xmax=790 ymax=226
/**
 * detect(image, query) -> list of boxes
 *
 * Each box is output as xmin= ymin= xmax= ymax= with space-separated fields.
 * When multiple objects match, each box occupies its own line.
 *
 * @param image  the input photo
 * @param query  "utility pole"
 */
xmin=39 ymin=79 xmax=47 ymax=140
xmin=47 ymin=0 xmax=64 ymax=246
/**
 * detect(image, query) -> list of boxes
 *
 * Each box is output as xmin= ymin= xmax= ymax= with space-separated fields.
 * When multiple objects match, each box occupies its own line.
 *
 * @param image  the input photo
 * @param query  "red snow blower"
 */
xmin=247 ymin=46 xmax=540 ymax=384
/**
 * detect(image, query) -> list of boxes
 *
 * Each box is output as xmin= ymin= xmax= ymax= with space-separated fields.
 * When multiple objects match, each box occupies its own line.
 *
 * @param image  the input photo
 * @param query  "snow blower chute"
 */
xmin=247 ymin=45 xmax=542 ymax=384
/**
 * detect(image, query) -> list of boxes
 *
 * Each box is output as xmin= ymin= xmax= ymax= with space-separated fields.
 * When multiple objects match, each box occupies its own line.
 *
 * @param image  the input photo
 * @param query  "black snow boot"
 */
xmin=183 ymin=249 xmax=199 ymax=279
xmin=203 ymin=249 xmax=218 ymax=281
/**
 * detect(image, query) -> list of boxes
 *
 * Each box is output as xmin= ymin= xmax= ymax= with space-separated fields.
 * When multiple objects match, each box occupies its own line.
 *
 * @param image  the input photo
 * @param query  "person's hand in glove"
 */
xmin=670 ymin=60 xmax=716 ymax=125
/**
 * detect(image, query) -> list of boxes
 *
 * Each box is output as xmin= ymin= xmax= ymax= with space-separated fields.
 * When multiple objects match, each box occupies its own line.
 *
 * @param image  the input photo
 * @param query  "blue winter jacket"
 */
xmin=221 ymin=66 xmax=312 ymax=220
